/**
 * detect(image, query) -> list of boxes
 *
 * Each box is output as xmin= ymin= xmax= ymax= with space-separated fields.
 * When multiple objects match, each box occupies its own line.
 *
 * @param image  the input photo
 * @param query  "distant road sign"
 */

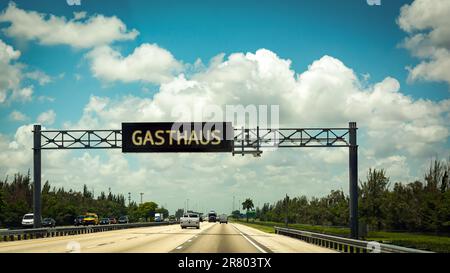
xmin=122 ymin=122 xmax=233 ymax=153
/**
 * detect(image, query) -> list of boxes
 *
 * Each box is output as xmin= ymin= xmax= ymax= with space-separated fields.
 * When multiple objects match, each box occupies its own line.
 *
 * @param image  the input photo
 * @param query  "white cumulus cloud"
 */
xmin=37 ymin=109 xmax=56 ymax=125
xmin=9 ymin=110 xmax=28 ymax=121
xmin=0 ymin=38 xmax=21 ymax=103
xmin=0 ymin=2 xmax=139 ymax=49
xmin=87 ymin=43 xmax=183 ymax=84
xmin=0 ymin=39 xmax=54 ymax=103
xmin=398 ymin=0 xmax=450 ymax=85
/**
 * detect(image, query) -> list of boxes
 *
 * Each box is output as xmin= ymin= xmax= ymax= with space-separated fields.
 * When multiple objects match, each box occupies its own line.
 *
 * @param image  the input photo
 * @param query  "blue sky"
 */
xmin=0 ymin=0 xmax=448 ymax=132
xmin=0 ymin=0 xmax=449 ymax=214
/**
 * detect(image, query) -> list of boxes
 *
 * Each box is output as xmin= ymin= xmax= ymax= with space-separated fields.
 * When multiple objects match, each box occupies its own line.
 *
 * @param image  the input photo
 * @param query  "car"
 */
xmin=42 ymin=218 xmax=56 ymax=227
xmin=21 ymin=213 xmax=35 ymax=228
xmin=118 ymin=216 xmax=129 ymax=224
xmin=219 ymin=214 xmax=228 ymax=224
xmin=109 ymin=217 xmax=117 ymax=224
xmin=82 ymin=213 xmax=99 ymax=226
xmin=74 ymin=215 xmax=85 ymax=226
xmin=180 ymin=213 xmax=200 ymax=229
xmin=99 ymin=218 xmax=110 ymax=225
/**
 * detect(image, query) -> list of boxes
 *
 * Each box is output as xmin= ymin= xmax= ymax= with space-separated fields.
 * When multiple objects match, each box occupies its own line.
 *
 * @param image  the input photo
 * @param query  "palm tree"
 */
xmin=242 ymin=198 xmax=254 ymax=222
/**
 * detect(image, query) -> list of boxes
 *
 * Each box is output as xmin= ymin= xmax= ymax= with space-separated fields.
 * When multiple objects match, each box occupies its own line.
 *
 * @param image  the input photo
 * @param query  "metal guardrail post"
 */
xmin=0 ymin=221 xmax=180 ymax=242
xmin=274 ymin=226 xmax=432 ymax=253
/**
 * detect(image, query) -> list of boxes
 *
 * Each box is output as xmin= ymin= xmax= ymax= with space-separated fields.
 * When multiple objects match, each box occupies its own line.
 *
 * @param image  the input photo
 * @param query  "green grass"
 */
xmin=232 ymin=220 xmax=276 ymax=234
xmin=366 ymin=231 xmax=450 ymax=253
xmin=0 ymin=235 xmax=17 ymax=242
xmin=232 ymin=219 xmax=450 ymax=253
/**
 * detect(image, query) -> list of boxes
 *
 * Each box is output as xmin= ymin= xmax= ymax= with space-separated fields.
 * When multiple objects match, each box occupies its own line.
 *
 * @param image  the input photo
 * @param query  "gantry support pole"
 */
xmin=33 ymin=125 xmax=42 ymax=228
xmin=349 ymin=122 xmax=358 ymax=239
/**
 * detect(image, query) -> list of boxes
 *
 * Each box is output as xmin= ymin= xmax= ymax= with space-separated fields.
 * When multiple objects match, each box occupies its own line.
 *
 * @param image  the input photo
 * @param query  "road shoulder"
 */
xmin=232 ymin=223 xmax=338 ymax=253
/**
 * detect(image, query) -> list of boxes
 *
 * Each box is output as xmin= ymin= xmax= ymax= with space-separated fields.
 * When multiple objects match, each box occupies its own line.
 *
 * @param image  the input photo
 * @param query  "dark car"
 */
xmin=118 ymin=216 xmax=129 ymax=224
xmin=74 ymin=215 xmax=85 ymax=226
xmin=109 ymin=217 xmax=117 ymax=224
xmin=42 ymin=218 xmax=56 ymax=227
xmin=208 ymin=211 xmax=217 ymax=222
xmin=99 ymin=218 xmax=110 ymax=225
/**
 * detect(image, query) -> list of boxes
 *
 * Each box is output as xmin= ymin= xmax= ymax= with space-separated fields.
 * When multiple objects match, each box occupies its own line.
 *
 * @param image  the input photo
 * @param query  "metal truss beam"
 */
xmin=232 ymin=127 xmax=351 ymax=156
xmin=38 ymin=127 xmax=351 ymax=153
xmin=39 ymin=129 xmax=122 ymax=149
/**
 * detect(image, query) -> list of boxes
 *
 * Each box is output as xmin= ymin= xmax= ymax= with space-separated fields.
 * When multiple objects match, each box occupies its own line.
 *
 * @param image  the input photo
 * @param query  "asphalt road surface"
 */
xmin=0 ymin=222 xmax=336 ymax=253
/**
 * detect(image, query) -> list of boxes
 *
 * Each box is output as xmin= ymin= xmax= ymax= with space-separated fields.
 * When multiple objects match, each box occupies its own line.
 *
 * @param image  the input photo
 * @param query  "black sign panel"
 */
xmin=122 ymin=122 xmax=233 ymax=153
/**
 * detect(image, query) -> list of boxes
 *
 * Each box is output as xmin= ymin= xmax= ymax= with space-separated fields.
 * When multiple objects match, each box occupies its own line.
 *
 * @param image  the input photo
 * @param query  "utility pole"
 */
xmin=187 ymin=198 xmax=189 ymax=212
xmin=140 ymin=192 xmax=144 ymax=205
xmin=285 ymin=194 xmax=289 ymax=228
xmin=233 ymin=196 xmax=235 ymax=212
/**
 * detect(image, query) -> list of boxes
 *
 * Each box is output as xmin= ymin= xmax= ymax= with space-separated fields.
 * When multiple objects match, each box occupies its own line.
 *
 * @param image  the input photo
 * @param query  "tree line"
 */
xmin=0 ymin=171 xmax=169 ymax=227
xmin=253 ymin=158 xmax=450 ymax=233
xmin=1 ymin=158 xmax=448 ymax=232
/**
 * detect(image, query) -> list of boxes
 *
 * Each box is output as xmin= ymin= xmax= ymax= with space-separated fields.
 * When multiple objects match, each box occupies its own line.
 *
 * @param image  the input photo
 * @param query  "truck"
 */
xmin=208 ymin=210 xmax=217 ymax=222
xmin=155 ymin=213 xmax=163 ymax=222
xmin=180 ymin=213 xmax=200 ymax=229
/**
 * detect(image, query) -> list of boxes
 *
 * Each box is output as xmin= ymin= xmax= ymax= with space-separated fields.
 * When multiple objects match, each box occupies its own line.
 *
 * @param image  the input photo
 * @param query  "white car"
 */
xmin=219 ymin=214 xmax=228 ymax=224
xmin=180 ymin=213 xmax=200 ymax=229
xmin=22 ymin=213 xmax=34 ymax=228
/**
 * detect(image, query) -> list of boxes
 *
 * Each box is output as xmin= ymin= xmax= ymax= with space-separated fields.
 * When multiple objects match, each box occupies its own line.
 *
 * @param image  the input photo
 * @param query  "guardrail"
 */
xmin=274 ymin=226 xmax=433 ymax=253
xmin=0 ymin=221 xmax=179 ymax=242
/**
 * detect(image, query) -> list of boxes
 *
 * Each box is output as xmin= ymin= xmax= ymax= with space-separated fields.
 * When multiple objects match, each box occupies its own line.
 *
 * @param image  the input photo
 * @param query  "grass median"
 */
xmin=232 ymin=219 xmax=450 ymax=253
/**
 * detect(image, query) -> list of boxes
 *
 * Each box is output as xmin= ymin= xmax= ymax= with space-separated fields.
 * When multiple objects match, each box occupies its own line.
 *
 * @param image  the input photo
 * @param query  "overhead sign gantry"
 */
xmin=32 ymin=121 xmax=359 ymax=238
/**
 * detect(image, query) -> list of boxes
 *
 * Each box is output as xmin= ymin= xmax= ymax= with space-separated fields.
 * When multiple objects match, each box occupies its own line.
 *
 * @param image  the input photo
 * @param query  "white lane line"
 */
xmin=170 ymin=222 xmax=215 ymax=252
xmin=231 ymin=224 xmax=267 ymax=253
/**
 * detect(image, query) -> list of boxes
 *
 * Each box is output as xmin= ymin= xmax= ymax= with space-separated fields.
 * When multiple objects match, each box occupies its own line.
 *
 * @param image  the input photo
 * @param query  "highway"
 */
xmin=0 ymin=222 xmax=336 ymax=253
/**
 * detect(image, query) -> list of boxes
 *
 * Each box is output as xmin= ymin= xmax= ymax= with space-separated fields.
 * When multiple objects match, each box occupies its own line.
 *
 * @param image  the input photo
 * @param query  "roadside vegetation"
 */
xmin=232 ymin=157 xmax=450 ymax=252
xmin=249 ymin=159 xmax=449 ymax=234
xmin=0 ymin=172 xmax=169 ymax=227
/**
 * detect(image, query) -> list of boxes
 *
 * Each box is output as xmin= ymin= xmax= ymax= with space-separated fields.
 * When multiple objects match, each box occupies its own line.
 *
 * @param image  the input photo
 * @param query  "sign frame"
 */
xmin=121 ymin=122 xmax=233 ymax=153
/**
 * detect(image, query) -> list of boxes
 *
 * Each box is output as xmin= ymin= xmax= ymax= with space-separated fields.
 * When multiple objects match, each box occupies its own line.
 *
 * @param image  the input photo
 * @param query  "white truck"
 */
xmin=180 ymin=213 xmax=200 ymax=229
xmin=219 ymin=214 xmax=228 ymax=224
xmin=155 ymin=213 xmax=163 ymax=222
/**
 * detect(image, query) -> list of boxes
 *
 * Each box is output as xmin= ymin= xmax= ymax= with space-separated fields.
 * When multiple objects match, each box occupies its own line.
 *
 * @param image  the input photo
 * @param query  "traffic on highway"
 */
xmin=0 ymin=220 xmax=335 ymax=253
